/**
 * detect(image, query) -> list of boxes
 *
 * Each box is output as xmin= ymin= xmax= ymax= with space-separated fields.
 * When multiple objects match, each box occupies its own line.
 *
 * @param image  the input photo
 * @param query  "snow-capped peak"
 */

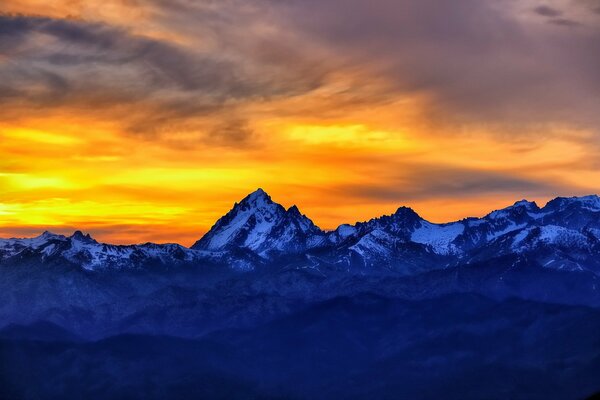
xmin=191 ymin=189 xmax=325 ymax=255
xmin=287 ymin=205 xmax=317 ymax=233
xmin=544 ymin=195 xmax=600 ymax=212
xmin=512 ymin=199 xmax=539 ymax=210
xmin=38 ymin=231 xmax=64 ymax=241
xmin=287 ymin=204 xmax=302 ymax=216
xmin=393 ymin=206 xmax=422 ymax=220
xmin=3 ymin=193 xmax=600 ymax=273
xmin=238 ymin=188 xmax=272 ymax=207
xmin=577 ymin=195 xmax=600 ymax=209
xmin=486 ymin=200 xmax=541 ymax=220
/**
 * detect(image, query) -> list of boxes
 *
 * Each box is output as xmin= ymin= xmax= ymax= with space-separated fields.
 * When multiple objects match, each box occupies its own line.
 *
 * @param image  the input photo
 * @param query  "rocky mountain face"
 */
xmin=191 ymin=188 xmax=326 ymax=258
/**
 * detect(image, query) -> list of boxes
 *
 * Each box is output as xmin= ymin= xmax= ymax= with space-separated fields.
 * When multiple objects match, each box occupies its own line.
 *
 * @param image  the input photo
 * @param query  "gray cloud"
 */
xmin=209 ymin=119 xmax=255 ymax=147
xmin=333 ymin=164 xmax=581 ymax=207
xmin=0 ymin=14 xmax=293 ymax=96
xmin=0 ymin=12 xmax=326 ymax=143
xmin=533 ymin=5 xmax=563 ymax=16
xmin=261 ymin=0 xmax=600 ymax=133
xmin=577 ymin=0 xmax=600 ymax=14
xmin=549 ymin=17 xmax=581 ymax=26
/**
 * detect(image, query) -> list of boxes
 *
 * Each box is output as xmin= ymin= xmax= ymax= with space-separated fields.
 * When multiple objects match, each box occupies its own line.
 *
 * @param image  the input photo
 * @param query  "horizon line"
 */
xmin=1 ymin=191 xmax=598 ymax=247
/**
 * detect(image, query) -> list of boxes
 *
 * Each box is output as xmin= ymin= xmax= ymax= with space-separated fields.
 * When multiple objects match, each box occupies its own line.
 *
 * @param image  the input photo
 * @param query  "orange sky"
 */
xmin=1 ymin=0 xmax=599 ymax=245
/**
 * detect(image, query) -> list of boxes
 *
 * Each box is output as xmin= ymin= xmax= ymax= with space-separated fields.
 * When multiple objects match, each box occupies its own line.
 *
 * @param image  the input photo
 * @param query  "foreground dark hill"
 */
xmin=1 ymin=190 xmax=600 ymax=399
xmin=1 ymin=294 xmax=599 ymax=400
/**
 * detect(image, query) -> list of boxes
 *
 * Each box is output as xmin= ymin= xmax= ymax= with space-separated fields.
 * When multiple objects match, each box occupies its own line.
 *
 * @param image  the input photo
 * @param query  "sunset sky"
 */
xmin=1 ymin=0 xmax=599 ymax=245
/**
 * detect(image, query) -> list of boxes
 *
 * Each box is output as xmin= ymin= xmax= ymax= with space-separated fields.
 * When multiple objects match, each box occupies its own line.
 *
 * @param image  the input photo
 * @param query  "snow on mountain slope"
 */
xmin=0 ymin=231 xmax=67 ymax=260
xmin=329 ymin=196 xmax=600 ymax=257
xmin=486 ymin=199 xmax=542 ymax=219
xmin=411 ymin=222 xmax=464 ymax=255
xmin=60 ymin=232 xmax=204 ymax=270
xmin=326 ymin=206 xmax=423 ymax=247
xmin=192 ymin=189 xmax=326 ymax=256
xmin=2 ymin=192 xmax=600 ymax=274
xmin=483 ymin=200 xmax=542 ymax=237
xmin=0 ymin=230 xmax=221 ymax=271
xmin=328 ymin=224 xmax=358 ymax=245
xmin=545 ymin=195 xmax=600 ymax=212
xmin=511 ymin=225 xmax=590 ymax=252
xmin=193 ymin=189 xmax=284 ymax=251
xmin=349 ymin=229 xmax=396 ymax=259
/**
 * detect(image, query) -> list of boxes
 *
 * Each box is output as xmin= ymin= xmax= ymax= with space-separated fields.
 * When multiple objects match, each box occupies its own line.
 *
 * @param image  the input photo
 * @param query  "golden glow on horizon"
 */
xmin=1 ymin=0 xmax=598 ymax=245
xmin=1 ymin=113 xmax=597 ymax=245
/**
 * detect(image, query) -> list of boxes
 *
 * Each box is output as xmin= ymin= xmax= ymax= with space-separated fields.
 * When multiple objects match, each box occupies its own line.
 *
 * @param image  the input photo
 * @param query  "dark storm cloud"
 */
xmin=533 ymin=5 xmax=563 ymax=16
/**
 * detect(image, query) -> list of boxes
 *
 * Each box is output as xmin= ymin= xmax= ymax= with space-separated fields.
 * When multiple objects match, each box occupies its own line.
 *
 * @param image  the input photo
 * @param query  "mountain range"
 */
xmin=1 ymin=190 xmax=600 ymax=399
xmin=3 ymin=188 xmax=600 ymax=275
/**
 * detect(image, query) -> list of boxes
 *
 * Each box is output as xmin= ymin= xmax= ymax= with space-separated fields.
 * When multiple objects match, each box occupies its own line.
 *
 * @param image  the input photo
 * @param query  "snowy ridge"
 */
xmin=0 ymin=231 xmax=216 ymax=271
xmin=411 ymin=222 xmax=464 ymax=255
xmin=545 ymin=195 xmax=600 ymax=212
xmin=511 ymin=225 xmax=590 ymax=252
xmin=1 ymin=191 xmax=600 ymax=274
xmin=349 ymin=229 xmax=396 ymax=259
xmin=0 ymin=231 xmax=67 ymax=259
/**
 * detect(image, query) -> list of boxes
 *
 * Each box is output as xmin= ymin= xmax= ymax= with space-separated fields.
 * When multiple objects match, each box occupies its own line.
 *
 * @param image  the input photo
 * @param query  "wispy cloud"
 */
xmin=334 ymin=164 xmax=576 ymax=203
